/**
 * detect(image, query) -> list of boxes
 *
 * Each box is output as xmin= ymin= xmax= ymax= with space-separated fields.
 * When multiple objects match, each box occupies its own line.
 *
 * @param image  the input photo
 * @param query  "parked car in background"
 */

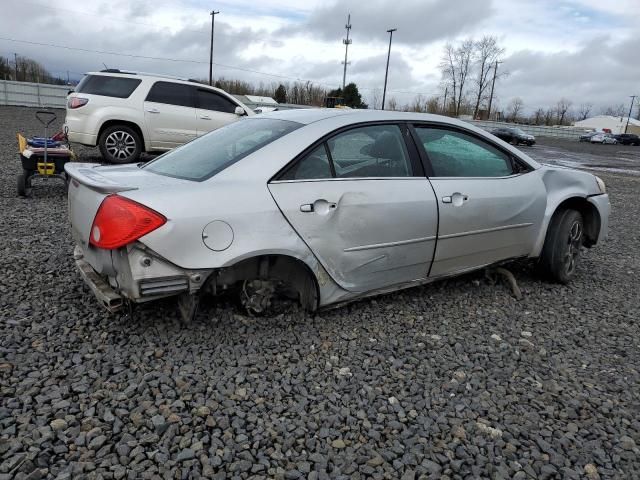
xmin=65 ymin=70 xmax=254 ymax=163
xmin=590 ymin=133 xmax=618 ymax=144
xmin=613 ymin=133 xmax=640 ymax=145
xmin=579 ymin=131 xmax=598 ymax=142
xmin=490 ymin=127 xmax=536 ymax=146
xmin=65 ymin=110 xmax=609 ymax=321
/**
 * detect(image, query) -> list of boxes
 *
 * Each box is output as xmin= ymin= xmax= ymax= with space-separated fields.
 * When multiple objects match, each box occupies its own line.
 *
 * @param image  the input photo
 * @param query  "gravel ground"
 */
xmin=1 ymin=106 xmax=639 ymax=479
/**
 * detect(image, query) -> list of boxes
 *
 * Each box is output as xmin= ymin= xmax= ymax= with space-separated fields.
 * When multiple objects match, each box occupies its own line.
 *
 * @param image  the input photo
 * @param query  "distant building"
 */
xmin=231 ymin=94 xmax=313 ymax=113
xmin=574 ymin=115 xmax=640 ymax=135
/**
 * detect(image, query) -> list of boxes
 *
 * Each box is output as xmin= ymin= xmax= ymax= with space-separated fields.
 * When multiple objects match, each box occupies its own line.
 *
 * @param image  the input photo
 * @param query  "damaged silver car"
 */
xmin=65 ymin=109 xmax=610 ymax=319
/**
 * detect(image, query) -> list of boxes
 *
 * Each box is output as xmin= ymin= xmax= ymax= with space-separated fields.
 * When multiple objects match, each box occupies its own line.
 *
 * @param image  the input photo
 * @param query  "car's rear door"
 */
xmin=412 ymin=125 xmax=546 ymax=277
xmin=268 ymin=123 xmax=438 ymax=293
xmin=195 ymin=88 xmax=242 ymax=135
xmin=143 ymin=81 xmax=198 ymax=149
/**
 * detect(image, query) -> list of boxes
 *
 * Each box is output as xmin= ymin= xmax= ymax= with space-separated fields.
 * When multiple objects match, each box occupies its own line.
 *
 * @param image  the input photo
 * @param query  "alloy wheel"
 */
xmin=563 ymin=220 xmax=582 ymax=276
xmin=105 ymin=131 xmax=136 ymax=161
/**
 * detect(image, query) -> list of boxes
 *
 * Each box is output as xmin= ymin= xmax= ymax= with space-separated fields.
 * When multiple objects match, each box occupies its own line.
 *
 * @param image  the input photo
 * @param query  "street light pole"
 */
xmin=625 ymin=95 xmax=636 ymax=133
xmin=381 ymin=28 xmax=396 ymax=110
xmin=209 ymin=10 xmax=220 ymax=86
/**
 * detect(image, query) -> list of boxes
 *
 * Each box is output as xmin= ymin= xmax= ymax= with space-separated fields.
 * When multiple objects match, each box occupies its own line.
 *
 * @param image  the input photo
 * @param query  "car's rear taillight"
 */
xmin=89 ymin=195 xmax=166 ymax=249
xmin=68 ymin=97 xmax=89 ymax=109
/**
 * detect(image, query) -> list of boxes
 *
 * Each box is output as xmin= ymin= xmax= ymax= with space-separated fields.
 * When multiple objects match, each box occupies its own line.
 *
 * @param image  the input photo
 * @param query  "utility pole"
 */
xmin=442 ymin=86 xmax=448 ymax=115
xmin=341 ymin=13 xmax=352 ymax=91
xmin=625 ymin=95 xmax=636 ymax=133
xmin=209 ymin=9 xmax=220 ymax=86
xmin=14 ymin=53 xmax=18 ymax=81
xmin=487 ymin=60 xmax=502 ymax=120
xmin=381 ymin=28 xmax=396 ymax=110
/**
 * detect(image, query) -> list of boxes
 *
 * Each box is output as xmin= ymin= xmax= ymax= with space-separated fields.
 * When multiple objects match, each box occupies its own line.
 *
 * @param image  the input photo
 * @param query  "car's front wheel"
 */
xmin=99 ymin=125 xmax=142 ymax=164
xmin=539 ymin=209 xmax=583 ymax=283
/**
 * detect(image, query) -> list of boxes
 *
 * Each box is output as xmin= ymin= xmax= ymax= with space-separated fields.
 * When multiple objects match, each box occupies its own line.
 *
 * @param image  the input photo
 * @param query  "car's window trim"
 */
xmin=271 ymin=121 xmax=425 ymax=183
xmin=410 ymin=122 xmax=533 ymax=178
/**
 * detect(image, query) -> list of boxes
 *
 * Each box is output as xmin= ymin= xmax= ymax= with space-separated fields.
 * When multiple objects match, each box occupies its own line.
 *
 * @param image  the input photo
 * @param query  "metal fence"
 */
xmin=469 ymin=119 xmax=586 ymax=139
xmin=0 ymin=80 xmax=69 ymax=108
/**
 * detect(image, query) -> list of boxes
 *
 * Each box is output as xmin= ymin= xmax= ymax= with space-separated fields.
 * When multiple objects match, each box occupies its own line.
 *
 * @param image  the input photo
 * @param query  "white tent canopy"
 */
xmin=574 ymin=115 xmax=640 ymax=134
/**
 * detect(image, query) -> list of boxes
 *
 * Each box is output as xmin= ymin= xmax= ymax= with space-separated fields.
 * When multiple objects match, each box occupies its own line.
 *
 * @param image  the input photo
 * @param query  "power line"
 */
xmin=0 ymin=36 xmax=438 ymax=97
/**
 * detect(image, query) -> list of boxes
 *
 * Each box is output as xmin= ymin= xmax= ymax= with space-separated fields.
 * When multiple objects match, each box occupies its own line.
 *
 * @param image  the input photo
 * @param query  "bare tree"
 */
xmin=440 ymin=39 xmax=474 ymax=116
xmin=577 ymin=103 xmax=593 ymax=121
xmin=426 ymin=96 xmax=440 ymax=114
xmin=371 ymin=88 xmax=382 ymax=110
xmin=507 ymin=97 xmax=524 ymax=122
xmin=544 ymin=108 xmax=555 ymax=126
xmin=531 ymin=108 xmax=545 ymax=125
xmin=555 ymin=98 xmax=573 ymax=125
xmin=600 ymin=104 xmax=626 ymax=117
xmin=387 ymin=97 xmax=398 ymax=111
xmin=472 ymin=36 xmax=504 ymax=119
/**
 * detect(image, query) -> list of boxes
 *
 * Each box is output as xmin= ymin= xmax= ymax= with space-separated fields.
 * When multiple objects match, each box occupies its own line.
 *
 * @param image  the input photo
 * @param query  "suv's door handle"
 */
xmin=200 ymin=115 xmax=211 ymax=120
xmin=146 ymin=108 xmax=160 ymax=114
xmin=442 ymin=196 xmax=452 ymax=204
xmin=300 ymin=204 xmax=313 ymax=212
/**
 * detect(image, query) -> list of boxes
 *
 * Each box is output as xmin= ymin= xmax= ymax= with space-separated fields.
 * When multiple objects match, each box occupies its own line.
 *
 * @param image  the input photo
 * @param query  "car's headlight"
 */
xmin=595 ymin=176 xmax=606 ymax=193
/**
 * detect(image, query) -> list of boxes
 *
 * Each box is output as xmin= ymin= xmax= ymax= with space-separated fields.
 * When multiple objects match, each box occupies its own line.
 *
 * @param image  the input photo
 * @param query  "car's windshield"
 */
xmin=143 ymin=118 xmax=301 ymax=181
xmin=512 ymin=128 xmax=526 ymax=135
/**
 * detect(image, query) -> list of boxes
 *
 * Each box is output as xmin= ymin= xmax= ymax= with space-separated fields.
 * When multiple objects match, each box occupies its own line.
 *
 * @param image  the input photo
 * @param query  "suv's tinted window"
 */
xmin=415 ymin=127 xmax=513 ymax=177
xmin=280 ymin=145 xmax=332 ymax=180
xmin=144 ymin=118 xmax=301 ymax=181
xmin=328 ymin=125 xmax=412 ymax=178
xmin=146 ymin=81 xmax=194 ymax=108
xmin=75 ymin=75 xmax=141 ymax=98
xmin=197 ymin=89 xmax=237 ymax=113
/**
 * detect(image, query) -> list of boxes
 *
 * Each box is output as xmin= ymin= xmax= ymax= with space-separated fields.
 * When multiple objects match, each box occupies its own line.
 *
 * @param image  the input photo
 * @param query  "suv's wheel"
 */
xmin=539 ymin=209 xmax=583 ymax=284
xmin=99 ymin=125 xmax=142 ymax=164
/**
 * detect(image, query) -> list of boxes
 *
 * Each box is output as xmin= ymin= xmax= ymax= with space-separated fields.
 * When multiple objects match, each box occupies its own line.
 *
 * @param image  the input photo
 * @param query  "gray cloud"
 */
xmin=498 ymin=35 xmax=640 ymax=113
xmin=280 ymin=0 xmax=494 ymax=45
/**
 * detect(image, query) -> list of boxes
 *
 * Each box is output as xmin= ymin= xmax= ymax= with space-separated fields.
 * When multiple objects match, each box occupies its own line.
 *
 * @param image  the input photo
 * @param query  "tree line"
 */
xmin=0 ymin=55 xmax=67 ymax=84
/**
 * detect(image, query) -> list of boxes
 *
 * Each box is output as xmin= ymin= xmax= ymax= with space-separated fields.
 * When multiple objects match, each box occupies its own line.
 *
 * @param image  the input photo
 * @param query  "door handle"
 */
xmin=200 ymin=115 xmax=211 ymax=120
xmin=300 ymin=200 xmax=337 ymax=213
xmin=442 ymin=193 xmax=469 ymax=205
xmin=146 ymin=108 xmax=160 ymax=114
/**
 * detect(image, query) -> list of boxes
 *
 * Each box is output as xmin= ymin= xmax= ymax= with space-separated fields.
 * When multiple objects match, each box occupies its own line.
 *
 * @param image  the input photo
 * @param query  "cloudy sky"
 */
xmin=1 ymin=0 xmax=639 ymax=114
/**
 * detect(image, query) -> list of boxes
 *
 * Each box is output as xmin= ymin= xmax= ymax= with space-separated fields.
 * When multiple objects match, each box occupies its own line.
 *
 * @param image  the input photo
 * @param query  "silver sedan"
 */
xmin=65 ymin=110 xmax=610 ymax=319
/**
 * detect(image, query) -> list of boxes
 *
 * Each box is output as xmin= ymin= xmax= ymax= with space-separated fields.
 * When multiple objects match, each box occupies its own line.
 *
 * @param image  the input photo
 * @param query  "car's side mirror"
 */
xmin=235 ymin=106 xmax=246 ymax=116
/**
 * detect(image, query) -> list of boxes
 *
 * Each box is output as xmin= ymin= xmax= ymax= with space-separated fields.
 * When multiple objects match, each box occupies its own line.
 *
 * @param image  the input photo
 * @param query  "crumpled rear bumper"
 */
xmin=74 ymin=246 xmax=124 ymax=312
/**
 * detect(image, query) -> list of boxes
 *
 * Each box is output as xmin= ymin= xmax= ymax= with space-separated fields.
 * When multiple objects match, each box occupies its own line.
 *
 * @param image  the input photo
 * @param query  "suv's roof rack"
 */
xmin=100 ymin=68 xmax=137 ymax=75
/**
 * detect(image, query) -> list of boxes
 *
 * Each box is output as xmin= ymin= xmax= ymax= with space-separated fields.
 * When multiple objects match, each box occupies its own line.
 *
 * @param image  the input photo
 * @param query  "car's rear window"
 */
xmin=75 ymin=75 xmax=141 ymax=98
xmin=143 ymin=118 xmax=302 ymax=181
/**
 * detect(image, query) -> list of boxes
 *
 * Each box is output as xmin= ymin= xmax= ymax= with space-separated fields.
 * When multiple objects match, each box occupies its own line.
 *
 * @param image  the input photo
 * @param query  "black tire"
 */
xmin=539 ymin=209 xmax=584 ymax=284
xmin=98 ymin=124 xmax=142 ymax=164
xmin=17 ymin=171 xmax=32 ymax=197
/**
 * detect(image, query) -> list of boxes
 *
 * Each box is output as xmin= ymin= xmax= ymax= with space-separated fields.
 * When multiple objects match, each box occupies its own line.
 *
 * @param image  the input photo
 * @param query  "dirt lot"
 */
xmin=1 ymin=106 xmax=639 ymax=479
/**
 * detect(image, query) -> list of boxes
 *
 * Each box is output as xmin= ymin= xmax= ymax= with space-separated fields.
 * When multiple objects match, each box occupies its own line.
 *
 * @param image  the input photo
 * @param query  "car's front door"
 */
xmin=268 ymin=124 xmax=438 ymax=292
xmin=412 ymin=125 xmax=547 ymax=277
xmin=143 ymin=81 xmax=198 ymax=149
xmin=195 ymin=89 xmax=242 ymax=135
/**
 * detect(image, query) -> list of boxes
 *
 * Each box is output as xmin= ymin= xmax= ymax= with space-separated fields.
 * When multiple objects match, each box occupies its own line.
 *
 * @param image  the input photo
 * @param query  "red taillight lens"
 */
xmin=89 ymin=195 xmax=166 ymax=250
xmin=68 ymin=97 xmax=89 ymax=109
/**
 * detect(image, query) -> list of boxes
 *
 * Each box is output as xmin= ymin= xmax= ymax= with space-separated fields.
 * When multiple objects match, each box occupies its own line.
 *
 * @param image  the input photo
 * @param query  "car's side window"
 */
xmin=328 ymin=125 xmax=412 ymax=178
xmin=197 ymin=89 xmax=238 ymax=114
xmin=145 ymin=82 xmax=194 ymax=108
xmin=414 ymin=127 xmax=513 ymax=177
xmin=280 ymin=145 xmax=332 ymax=181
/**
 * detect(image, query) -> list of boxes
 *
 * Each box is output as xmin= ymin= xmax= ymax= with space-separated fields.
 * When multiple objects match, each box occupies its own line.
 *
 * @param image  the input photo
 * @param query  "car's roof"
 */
xmin=261 ymin=108 xmax=487 ymax=127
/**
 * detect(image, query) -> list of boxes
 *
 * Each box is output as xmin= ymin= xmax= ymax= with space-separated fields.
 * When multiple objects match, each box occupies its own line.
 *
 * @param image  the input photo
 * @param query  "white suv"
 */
xmin=65 ymin=70 xmax=254 ymax=163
